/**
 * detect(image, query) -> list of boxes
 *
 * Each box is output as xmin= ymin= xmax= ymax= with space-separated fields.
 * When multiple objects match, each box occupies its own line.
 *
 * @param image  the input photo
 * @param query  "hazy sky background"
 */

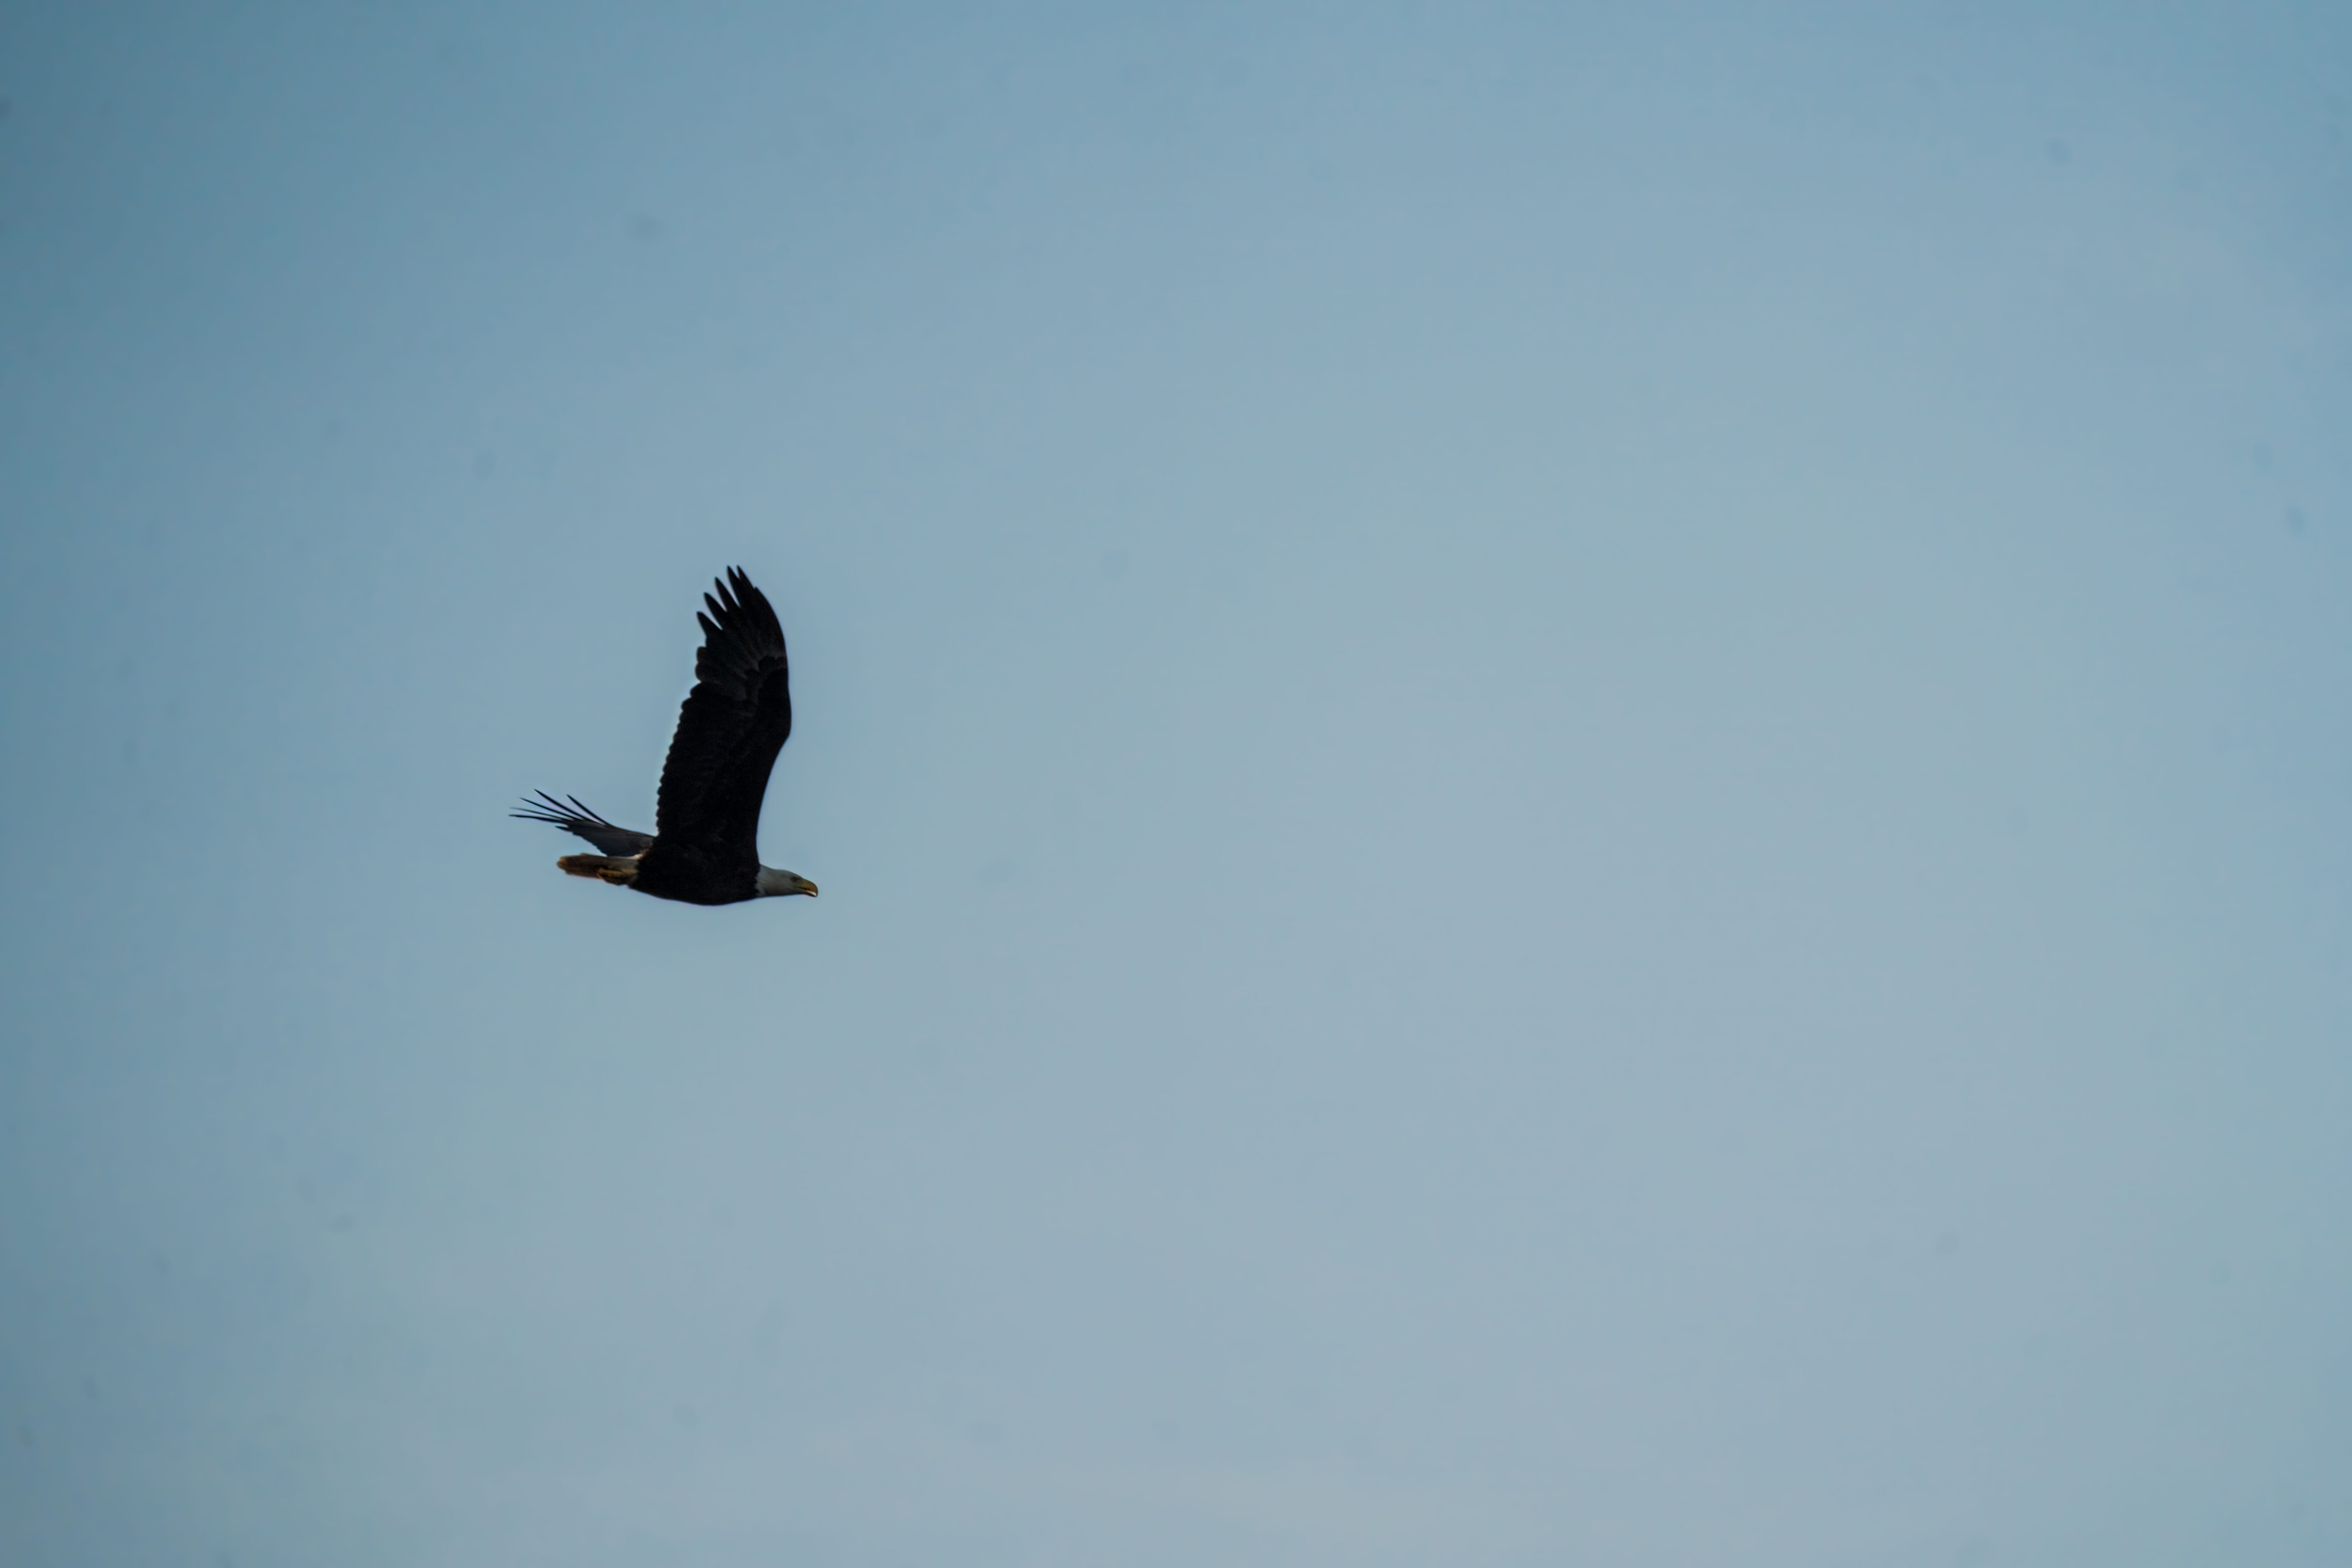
xmin=4 ymin=3 xmax=2350 ymax=1564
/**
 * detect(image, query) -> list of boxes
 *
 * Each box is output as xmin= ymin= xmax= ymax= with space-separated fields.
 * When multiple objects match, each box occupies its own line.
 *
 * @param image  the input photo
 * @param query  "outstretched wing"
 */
xmin=511 ymin=792 xmax=655 ymax=857
xmin=654 ymin=566 xmax=793 ymax=856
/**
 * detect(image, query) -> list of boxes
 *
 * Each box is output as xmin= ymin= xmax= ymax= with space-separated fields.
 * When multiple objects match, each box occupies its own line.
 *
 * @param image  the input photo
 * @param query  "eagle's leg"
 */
xmin=557 ymin=854 xmax=641 ymax=885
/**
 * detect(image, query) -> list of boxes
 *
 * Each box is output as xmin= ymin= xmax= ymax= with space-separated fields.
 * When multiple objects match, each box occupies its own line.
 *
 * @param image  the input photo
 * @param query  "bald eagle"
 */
xmin=514 ymin=567 xmax=819 ymax=905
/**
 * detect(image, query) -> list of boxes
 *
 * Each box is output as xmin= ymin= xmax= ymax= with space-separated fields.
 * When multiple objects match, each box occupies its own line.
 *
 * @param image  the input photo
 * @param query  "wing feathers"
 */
xmin=653 ymin=568 xmax=794 ymax=852
xmin=511 ymin=791 xmax=655 ymax=857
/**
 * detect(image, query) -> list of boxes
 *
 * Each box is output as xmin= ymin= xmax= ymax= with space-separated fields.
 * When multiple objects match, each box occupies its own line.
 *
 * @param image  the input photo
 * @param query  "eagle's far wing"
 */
xmin=653 ymin=567 xmax=793 ymax=855
xmin=511 ymin=792 xmax=654 ymax=857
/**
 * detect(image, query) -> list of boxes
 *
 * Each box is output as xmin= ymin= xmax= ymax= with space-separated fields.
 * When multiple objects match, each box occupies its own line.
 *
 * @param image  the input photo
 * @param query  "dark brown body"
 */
xmin=630 ymin=841 xmax=759 ymax=906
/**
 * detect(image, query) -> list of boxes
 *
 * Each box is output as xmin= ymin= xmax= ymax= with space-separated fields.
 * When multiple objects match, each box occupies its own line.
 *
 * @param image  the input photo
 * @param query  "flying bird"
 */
xmin=514 ymin=567 xmax=819 ymax=905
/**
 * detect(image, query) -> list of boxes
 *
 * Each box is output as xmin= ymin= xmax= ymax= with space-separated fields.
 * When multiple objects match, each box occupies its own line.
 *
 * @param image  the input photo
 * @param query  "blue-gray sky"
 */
xmin=4 ymin=3 xmax=2350 ymax=1564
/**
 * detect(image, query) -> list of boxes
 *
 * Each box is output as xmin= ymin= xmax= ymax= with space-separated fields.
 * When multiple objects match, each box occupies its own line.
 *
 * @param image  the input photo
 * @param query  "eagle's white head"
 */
xmin=755 ymin=866 xmax=820 ymax=898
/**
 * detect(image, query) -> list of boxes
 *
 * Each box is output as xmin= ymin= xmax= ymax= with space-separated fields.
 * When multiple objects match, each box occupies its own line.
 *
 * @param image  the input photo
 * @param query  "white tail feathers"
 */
xmin=557 ymin=854 xmax=640 ymax=885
